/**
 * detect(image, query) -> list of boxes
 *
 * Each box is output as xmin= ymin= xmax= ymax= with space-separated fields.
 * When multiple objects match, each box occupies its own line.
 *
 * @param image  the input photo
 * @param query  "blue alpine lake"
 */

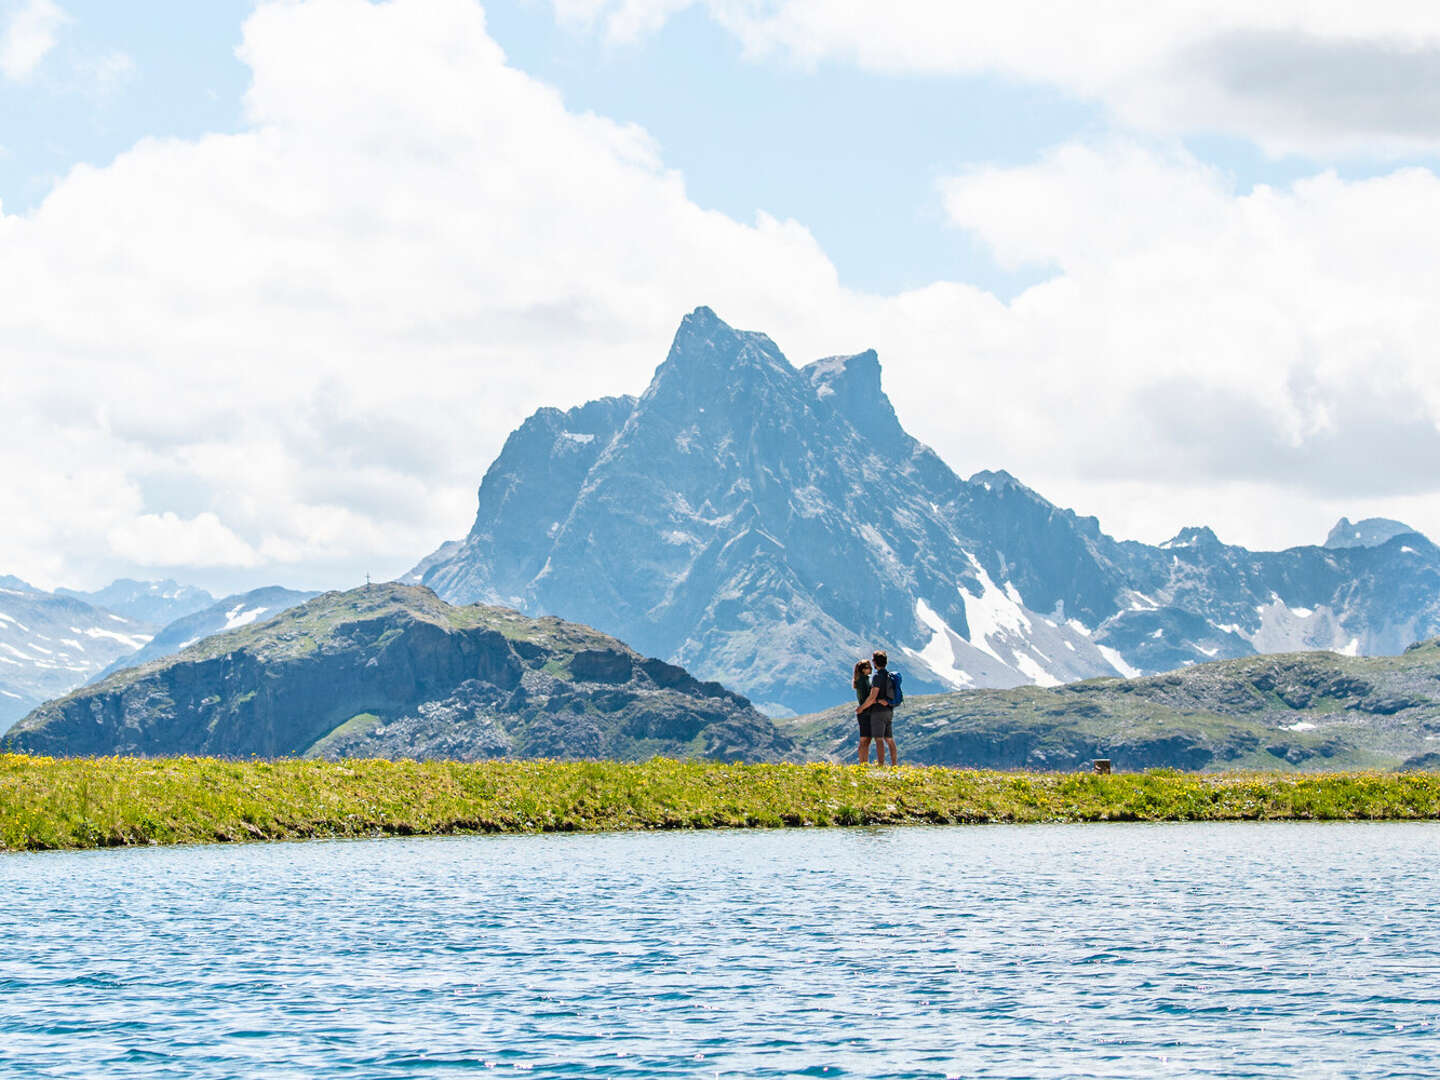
xmin=3 ymin=822 xmax=1439 ymax=1078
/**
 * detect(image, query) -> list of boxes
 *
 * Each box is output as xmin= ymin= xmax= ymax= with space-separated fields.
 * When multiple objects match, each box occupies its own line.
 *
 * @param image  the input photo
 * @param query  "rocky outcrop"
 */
xmin=4 ymin=584 xmax=793 ymax=763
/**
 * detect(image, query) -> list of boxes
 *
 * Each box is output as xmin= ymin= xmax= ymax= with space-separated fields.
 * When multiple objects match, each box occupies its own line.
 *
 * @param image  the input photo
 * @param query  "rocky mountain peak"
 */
xmin=645 ymin=306 xmax=789 ymax=403
xmin=1161 ymin=525 xmax=1222 ymax=549
xmin=802 ymin=349 xmax=911 ymax=456
xmin=410 ymin=307 xmax=1440 ymax=715
xmin=1324 ymin=517 xmax=1418 ymax=550
xmin=969 ymin=469 xmax=1026 ymax=493
xmin=804 ymin=348 xmax=880 ymax=398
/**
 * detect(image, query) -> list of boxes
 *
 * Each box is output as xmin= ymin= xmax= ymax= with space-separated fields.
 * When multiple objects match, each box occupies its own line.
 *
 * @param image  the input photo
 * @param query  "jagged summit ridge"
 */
xmin=1161 ymin=526 xmax=1223 ymax=549
xmin=410 ymin=308 xmax=1440 ymax=715
xmin=647 ymin=306 xmax=789 ymax=393
xmin=1325 ymin=517 xmax=1418 ymax=550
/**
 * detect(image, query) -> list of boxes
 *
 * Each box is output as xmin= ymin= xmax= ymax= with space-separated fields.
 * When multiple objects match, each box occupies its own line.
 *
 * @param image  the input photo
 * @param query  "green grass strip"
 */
xmin=3 ymin=755 xmax=1440 ymax=852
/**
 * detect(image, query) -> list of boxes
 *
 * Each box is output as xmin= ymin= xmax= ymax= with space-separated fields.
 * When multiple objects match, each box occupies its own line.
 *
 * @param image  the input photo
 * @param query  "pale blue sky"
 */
xmin=6 ymin=1 xmax=1434 ymax=298
xmin=0 ymin=2 xmax=249 ymax=207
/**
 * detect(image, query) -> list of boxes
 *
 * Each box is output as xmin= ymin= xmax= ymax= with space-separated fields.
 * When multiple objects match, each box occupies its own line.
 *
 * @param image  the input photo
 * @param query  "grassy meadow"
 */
xmin=4 ymin=755 xmax=1440 ymax=852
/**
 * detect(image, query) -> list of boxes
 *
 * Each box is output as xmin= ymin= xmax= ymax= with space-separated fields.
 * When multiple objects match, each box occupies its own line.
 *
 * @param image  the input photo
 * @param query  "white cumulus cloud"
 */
xmin=552 ymin=0 xmax=1440 ymax=156
xmin=0 ymin=0 xmax=67 ymax=81
xmin=917 ymin=140 xmax=1440 ymax=544
xmin=1 ymin=0 xmax=1439 ymax=594
xmin=108 ymin=513 xmax=262 ymax=569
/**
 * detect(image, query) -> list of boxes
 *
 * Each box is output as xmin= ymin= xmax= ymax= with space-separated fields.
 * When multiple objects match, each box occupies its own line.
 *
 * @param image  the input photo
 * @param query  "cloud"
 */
xmin=0 ymin=0 xmax=848 ymax=591
xmin=2 ymin=0 xmax=1439 ymax=595
xmin=107 ymin=512 xmax=262 ymax=569
xmin=552 ymin=0 xmax=1440 ymax=156
xmin=0 ymin=0 xmax=67 ymax=81
xmin=918 ymin=141 xmax=1440 ymax=541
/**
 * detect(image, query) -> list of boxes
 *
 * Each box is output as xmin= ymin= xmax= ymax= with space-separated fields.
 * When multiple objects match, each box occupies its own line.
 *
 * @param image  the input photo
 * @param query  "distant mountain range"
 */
xmin=0 ymin=576 xmax=155 ymax=731
xmin=409 ymin=307 xmax=1440 ymax=716
xmin=55 ymin=578 xmax=214 ymax=626
xmin=3 ymin=584 xmax=792 ymax=763
xmin=0 ymin=578 xmax=315 ymax=733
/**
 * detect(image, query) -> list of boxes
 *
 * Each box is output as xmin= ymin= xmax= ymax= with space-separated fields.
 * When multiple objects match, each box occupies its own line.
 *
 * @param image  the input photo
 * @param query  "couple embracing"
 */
xmin=853 ymin=650 xmax=901 ymax=766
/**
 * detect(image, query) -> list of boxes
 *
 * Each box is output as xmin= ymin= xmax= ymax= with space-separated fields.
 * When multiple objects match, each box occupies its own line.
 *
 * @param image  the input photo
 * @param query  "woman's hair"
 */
xmin=852 ymin=659 xmax=871 ymax=689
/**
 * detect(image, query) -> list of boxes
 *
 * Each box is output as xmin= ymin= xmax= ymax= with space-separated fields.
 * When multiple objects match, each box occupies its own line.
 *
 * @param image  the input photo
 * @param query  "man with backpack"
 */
xmin=855 ymin=649 xmax=902 ymax=765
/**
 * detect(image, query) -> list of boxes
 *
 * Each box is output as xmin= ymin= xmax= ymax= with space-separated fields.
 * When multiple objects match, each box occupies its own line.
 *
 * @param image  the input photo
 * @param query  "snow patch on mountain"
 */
xmin=1249 ymin=600 xmax=1351 ymax=655
xmin=1013 ymin=652 xmax=1061 ymax=687
xmin=82 ymin=626 xmax=152 ymax=649
xmin=1097 ymin=644 xmax=1142 ymax=678
xmin=222 ymin=605 xmax=268 ymax=631
xmin=919 ymin=556 xmax=1128 ymax=689
xmin=959 ymin=556 xmax=1031 ymax=665
xmin=906 ymin=599 xmax=974 ymax=689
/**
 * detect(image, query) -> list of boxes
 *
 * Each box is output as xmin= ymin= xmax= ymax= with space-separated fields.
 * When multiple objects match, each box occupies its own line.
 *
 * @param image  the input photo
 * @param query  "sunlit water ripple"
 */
xmin=3 ymin=822 xmax=1439 ymax=1078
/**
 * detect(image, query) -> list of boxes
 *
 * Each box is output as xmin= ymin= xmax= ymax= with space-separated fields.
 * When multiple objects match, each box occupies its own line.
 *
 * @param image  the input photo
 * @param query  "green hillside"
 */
xmin=2 ymin=584 xmax=793 ymax=762
xmin=785 ymin=641 xmax=1440 ymax=771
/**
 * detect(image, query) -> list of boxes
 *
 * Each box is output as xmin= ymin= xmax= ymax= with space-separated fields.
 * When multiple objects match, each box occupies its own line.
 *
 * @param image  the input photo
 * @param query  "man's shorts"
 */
xmin=864 ymin=707 xmax=893 ymax=739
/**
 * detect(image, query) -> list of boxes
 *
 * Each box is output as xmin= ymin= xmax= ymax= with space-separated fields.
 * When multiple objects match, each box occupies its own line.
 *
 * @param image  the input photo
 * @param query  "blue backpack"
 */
xmin=877 ymin=667 xmax=903 ymax=706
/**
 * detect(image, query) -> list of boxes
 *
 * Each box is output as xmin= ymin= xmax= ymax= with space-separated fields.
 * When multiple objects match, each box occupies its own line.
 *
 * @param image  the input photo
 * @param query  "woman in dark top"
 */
xmin=853 ymin=659 xmax=875 ymax=764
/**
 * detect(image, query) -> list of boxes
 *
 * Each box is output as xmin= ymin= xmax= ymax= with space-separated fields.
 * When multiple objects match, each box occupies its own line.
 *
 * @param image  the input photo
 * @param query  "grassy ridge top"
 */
xmin=82 ymin=583 xmax=621 ymax=688
xmin=4 ymin=755 xmax=1440 ymax=852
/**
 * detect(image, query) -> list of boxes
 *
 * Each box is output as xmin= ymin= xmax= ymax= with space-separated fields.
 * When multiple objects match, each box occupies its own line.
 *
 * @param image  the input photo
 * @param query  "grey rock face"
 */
xmin=416 ymin=396 xmax=636 ymax=609
xmin=4 ymin=584 xmax=792 ymax=763
xmin=1324 ymin=517 xmax=1419 ymax=550
xmin=410 ymin=307 xmax=1440 ymax=716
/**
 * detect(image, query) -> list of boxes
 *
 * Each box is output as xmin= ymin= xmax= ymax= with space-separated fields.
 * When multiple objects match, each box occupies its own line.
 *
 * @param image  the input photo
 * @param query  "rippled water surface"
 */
xmin=4 ymin=823 xmax=1440 ymax=1078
